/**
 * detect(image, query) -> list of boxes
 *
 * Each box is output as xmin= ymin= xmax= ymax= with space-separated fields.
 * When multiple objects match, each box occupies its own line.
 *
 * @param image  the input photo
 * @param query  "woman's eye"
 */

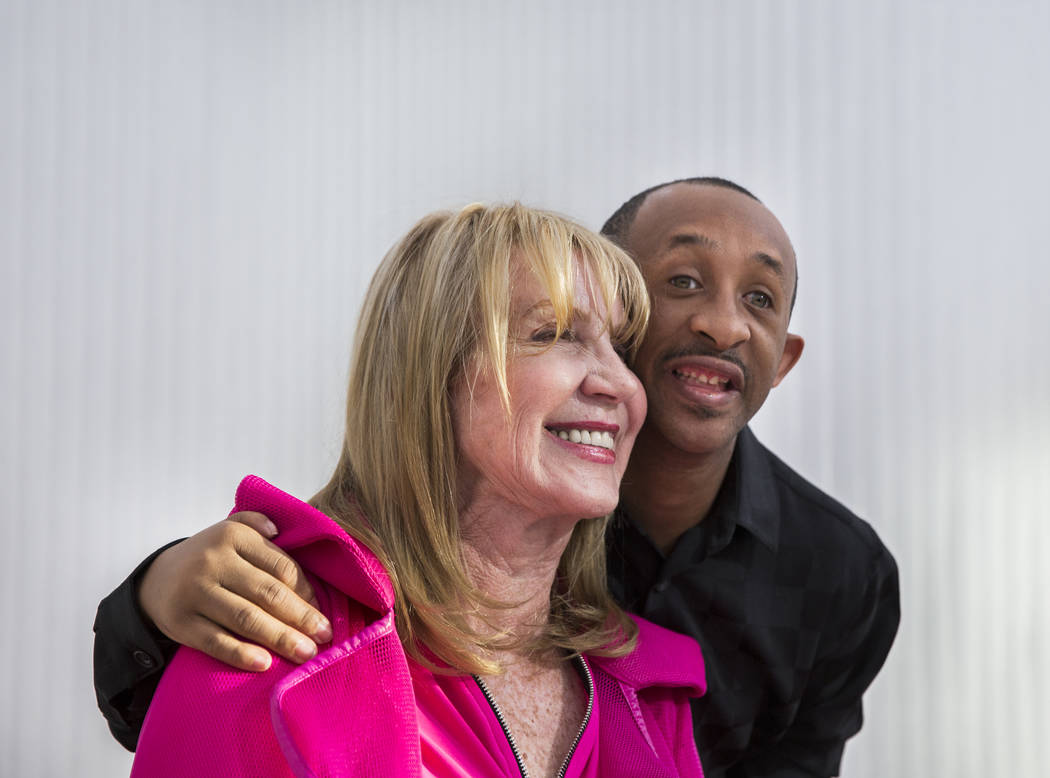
xmin=530 ymin=327 xmax=556 ymax=343
xmin=530 ymin=326 xmax=575 ymax=344
xmin=669 ymin=276 xmax=700 ymax=290
xmin=745 ymin=291 xmax=773 ymax=309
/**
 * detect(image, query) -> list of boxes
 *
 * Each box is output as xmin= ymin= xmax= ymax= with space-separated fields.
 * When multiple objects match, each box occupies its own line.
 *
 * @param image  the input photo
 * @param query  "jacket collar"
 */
xmin=231 ymin=475 xmax=394 ymax=613
xmin=233 ymin=477 xmax=419 ymax=776
xmin=590 ymin=617 xmax=706 ymax=698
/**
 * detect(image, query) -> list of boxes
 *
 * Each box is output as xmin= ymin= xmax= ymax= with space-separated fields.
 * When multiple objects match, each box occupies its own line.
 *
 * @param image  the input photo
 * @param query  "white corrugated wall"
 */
xmin=2 ymin=1 xmax=1047 ymax=775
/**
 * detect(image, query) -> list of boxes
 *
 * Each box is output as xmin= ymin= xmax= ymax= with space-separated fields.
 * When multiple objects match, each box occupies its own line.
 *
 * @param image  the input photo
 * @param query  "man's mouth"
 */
xmin=662 ymin=351 xmax=746 ymax=395
xmin=672 ymin=367 xmax=733 ymax=390
xmin=669 ymin=362 xmax=742 ymax=393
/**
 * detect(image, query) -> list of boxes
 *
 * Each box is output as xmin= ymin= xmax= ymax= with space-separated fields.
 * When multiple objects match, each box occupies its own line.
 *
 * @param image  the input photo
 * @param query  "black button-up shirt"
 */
xmin=607 ymin=427 xmax=900 ymax=777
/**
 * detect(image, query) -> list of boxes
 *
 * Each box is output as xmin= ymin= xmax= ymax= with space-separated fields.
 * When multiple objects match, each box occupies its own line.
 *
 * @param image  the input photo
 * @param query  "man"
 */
xmin=94 ymin=178 xmax=899 ymax=777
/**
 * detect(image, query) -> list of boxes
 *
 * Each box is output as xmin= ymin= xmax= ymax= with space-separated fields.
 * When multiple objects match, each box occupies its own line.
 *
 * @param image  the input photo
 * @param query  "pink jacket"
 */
xmin=131 ymin=476 xmax=705 ymax=777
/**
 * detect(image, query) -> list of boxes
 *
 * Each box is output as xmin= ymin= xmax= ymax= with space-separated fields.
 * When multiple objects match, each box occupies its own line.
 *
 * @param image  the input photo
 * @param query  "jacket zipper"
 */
xmin=473 ymin=672 xmax=530 ymax=777
xmin=555 ymin=655 xmax=594 ymax=778
xmin=473 ymin=654 xmax=594 ymax=778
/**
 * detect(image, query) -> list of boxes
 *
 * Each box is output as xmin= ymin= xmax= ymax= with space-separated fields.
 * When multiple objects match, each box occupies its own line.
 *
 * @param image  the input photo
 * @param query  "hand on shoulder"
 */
xmin=137 ymin=512 xmax=332 ymax=671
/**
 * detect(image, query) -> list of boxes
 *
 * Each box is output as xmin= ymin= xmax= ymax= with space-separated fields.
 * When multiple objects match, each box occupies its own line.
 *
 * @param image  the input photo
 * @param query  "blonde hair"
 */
xmin=312 ymin=203 xmax=649 ymax=674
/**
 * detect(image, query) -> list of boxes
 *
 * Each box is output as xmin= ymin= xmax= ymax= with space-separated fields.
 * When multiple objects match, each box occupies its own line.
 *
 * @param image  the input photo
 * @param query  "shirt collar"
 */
xmin=729 ymin=426 xmax=781 ymax=552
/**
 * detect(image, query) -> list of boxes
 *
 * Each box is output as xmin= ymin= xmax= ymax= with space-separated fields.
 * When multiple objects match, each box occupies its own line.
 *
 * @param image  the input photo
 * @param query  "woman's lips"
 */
xmin=544 ymin=423 xmax=619 ymax=463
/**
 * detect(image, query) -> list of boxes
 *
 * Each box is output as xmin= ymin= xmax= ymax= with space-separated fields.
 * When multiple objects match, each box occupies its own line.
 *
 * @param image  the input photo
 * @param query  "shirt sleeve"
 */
xmin=728 ymin=541 xmax=901 ymax=778
xmin=92 ymin=540 xmax=185 ymax=751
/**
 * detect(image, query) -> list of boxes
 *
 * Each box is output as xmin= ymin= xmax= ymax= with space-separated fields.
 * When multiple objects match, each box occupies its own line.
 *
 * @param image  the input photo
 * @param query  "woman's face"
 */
xmin=452 ymin=258 xmax=647 ymax=525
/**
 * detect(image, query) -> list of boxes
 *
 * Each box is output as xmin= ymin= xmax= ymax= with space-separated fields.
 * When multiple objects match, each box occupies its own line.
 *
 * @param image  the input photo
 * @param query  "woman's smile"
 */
xmin=545 ymin=422 xmax=620 ymax=464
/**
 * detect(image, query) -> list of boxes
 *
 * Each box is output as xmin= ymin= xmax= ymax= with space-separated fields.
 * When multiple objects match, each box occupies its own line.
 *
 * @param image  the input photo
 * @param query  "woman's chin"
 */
xmin=551 ymin=490 xmax=620 ymax=522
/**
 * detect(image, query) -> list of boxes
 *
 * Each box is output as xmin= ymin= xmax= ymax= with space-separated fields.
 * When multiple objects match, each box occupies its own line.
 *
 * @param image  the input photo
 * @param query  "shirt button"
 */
xmin=653 ymin=579 xmax=669 ymax=593
xmin=133 ymin=650 xmax=156 ymax=669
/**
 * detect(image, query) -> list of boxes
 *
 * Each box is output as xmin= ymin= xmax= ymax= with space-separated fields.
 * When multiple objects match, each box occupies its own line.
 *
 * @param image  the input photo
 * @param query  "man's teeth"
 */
xmin=552 ymin=429 xmax=615 ymax=449
xmin=674 ymin=369 xmax=729 ymax=388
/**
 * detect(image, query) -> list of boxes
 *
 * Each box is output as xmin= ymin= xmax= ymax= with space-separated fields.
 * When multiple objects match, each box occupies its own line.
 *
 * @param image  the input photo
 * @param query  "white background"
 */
xmin=2 ymin=1 xmax=1048 ymax=776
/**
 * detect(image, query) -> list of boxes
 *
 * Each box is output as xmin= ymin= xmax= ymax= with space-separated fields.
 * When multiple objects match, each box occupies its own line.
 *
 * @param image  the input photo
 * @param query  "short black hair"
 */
xmin=600 ymin=176 xmax=797 ymax=313
xmin=600 ymin=176 xmax=760 ymax=247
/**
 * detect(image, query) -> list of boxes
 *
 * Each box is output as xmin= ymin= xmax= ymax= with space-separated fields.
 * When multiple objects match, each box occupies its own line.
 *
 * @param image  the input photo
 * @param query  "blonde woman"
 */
xmin=130 ymin=204 xmax=705 ymax=777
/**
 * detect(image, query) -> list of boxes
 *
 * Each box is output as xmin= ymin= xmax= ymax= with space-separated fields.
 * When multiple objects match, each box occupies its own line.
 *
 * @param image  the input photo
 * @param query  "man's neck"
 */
xmin=620 ymin=428 xmax=738 ymax=555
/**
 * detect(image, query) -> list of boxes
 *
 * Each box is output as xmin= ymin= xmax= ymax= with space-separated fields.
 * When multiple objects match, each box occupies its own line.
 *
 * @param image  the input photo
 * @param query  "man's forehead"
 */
xmin=630 ymin=183 xmax=795 ymax=266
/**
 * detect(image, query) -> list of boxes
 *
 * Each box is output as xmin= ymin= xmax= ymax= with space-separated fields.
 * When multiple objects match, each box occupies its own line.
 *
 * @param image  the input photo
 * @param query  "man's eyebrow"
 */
xmin=753 ymin=251 xmax=786 ymax=282
xmin=668 ymin=232 xmax=719 ymax=250
xmin=668 ymin=232 xmax=789 ymax=289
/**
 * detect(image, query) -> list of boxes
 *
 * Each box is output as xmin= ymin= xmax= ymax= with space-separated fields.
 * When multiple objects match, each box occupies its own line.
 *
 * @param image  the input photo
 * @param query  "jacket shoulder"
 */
xmin=591 ymin=616 xmax=706 ymax=698
xmin=232 ymin=475 xmax=395 ymax=613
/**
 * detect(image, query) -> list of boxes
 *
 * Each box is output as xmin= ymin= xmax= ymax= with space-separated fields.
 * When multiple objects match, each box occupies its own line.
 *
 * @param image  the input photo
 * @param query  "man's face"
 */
xmin=623 ymin=183 xmax=804 ymax=458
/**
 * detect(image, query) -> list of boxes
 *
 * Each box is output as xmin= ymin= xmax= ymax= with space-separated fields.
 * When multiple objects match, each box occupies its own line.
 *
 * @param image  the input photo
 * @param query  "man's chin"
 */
xmin=640 ymin=409 xmax=745 ymax=459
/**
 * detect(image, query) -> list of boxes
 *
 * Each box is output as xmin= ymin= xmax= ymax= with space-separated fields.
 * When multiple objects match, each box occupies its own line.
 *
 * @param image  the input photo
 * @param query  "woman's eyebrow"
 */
xmin=519 ymin=300 xmax=556 ymax=318
xmin=520 ymin=302 xmax=603 ymax=326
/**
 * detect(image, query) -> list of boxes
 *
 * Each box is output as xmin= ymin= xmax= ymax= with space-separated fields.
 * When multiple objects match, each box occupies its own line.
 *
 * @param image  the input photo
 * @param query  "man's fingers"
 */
xmin=181 ymin=615 xmax=274 ymax=672
xmin=136 ymin=517 xmax=330 ymax=669
xmin=217 ymin=557 xmax=331 ymax=644
xmin=234 ymin=533 xmax=320 ymax=612
xmin=226 ymin=510 xmax=279 ymax=539
xmin=199 ymin=586 xmax=324 ymax=665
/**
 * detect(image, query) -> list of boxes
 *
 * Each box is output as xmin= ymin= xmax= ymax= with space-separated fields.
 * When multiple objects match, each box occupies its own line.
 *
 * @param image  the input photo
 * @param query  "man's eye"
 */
xmin=745 ymin=291 xmax=773 ymax=309
xmin=669 ymin=276 xmax=699 ymax=290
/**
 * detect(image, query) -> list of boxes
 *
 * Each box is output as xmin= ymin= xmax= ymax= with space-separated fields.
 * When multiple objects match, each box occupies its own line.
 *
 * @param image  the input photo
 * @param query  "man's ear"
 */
xmin=771 ymin=333 xmax=804 ymax=387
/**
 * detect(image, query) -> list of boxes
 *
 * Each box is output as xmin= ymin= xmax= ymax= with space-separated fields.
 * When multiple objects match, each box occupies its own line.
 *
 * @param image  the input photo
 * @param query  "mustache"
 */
xmin=659 ymin=345 xmax=749 ymax=382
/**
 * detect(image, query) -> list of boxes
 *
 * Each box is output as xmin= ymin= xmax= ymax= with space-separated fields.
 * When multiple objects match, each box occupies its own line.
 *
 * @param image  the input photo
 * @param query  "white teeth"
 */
xmin=551 ymin=428 xmax=615 ymax=450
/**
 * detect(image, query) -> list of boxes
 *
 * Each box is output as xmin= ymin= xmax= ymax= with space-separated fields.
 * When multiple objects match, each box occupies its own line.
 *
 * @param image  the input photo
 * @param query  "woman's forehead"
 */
xmin=510 ymin=258 xmax=614 ymax=319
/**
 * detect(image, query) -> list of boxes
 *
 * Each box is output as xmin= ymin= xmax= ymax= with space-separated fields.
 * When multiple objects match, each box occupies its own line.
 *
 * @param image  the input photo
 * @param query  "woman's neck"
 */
xmin=457 ymin=497 xmax=577 ymax=643
xmin=457 ymin=499 xmax=590 ymax=777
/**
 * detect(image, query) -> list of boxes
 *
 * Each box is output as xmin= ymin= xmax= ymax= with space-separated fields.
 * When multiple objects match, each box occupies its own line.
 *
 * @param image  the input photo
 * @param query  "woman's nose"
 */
xmin=581 ymin=345 xmax=643 ymax=403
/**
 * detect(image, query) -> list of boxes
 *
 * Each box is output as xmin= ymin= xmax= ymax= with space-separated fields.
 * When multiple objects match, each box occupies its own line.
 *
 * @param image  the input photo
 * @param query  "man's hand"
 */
xmin=137 ymin=513 xmax=333 ymax=671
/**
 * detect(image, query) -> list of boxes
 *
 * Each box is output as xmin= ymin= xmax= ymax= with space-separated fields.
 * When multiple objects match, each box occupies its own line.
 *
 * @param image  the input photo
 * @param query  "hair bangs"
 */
xmin=512 ymin=210 xmax=651 ymax=368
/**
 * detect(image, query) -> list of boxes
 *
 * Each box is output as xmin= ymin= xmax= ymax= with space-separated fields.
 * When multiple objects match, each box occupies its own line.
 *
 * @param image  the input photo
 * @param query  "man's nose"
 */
xmin=688 ymin=296 xmax=750 ymax=351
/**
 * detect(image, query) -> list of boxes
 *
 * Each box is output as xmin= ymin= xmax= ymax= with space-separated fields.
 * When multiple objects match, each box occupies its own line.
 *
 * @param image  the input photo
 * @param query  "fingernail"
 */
xmin=250 ymin=651 xmax=272 ymax=671
xmin=262 ymin=519 xmax=279 ymax=537
xmin=294 ymin=639 xmax=317 ymax=662
xmin=313 ymin=618 xmax=332 ymax=643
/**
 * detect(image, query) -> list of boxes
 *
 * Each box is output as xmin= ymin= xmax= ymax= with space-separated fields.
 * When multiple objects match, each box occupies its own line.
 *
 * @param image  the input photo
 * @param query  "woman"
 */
xmin=130 ymin=203 xmax=705 ymax=777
